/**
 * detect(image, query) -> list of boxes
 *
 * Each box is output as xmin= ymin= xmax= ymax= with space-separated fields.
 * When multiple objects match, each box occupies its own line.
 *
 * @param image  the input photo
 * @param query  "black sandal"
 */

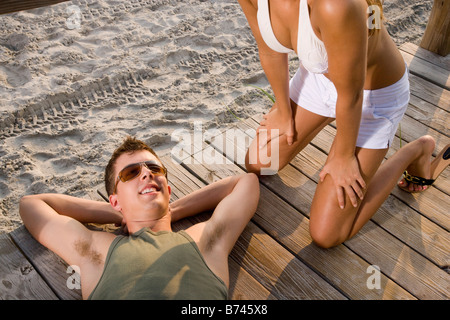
xmin=401 ymin=170 xmax=435 ymax=188
xmin=399 ymin=143 xmax=449 ymax=193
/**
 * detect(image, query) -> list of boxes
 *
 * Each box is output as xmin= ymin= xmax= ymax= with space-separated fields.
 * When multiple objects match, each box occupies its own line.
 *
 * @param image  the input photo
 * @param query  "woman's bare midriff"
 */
xmin=364 ymin=25 xmax=406 ymax=90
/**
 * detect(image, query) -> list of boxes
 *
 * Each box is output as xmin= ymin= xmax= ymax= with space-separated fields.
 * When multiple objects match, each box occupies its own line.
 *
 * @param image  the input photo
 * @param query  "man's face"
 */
xmin=109 ymin=150 xmax=171 ymax=224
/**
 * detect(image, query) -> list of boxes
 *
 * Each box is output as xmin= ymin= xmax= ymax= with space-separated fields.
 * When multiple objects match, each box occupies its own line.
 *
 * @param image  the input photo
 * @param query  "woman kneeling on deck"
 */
xmin=238 ymin=0 xmax=450 ymax=248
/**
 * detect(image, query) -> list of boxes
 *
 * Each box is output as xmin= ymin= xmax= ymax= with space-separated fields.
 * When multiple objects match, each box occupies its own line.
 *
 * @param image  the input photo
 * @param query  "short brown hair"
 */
xmin=105 ymin=136 xmax=163 ymax=196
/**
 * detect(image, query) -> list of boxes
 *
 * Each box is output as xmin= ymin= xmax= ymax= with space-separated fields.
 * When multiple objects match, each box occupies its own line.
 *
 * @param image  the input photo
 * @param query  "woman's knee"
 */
xmin=309 ymin=212 xmax=348 ymax=249
xmin=245 ymin=151 xmax=263 ymax=175
xmin=310 ymin=229 xmax=343 ymax=249
xmin=244 ymin=143 xmax=286 ymax=175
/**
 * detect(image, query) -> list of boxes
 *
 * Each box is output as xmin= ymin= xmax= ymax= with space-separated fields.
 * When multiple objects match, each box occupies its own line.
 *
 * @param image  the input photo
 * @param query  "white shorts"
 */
xmin=289 ymin=64 xmax=410 ymax=149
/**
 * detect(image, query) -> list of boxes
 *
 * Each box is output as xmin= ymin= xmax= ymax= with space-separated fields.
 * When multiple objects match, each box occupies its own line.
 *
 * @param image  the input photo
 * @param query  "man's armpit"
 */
xmin=74 ymin=238 xmax=103 ymax=265
xmin=204 ymin=220 xmax=226 ymax=252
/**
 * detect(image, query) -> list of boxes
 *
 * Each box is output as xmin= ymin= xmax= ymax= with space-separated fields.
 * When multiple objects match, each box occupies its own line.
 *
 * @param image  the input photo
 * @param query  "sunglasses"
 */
xmin=113 ymin=160 xmax=167 ymax=194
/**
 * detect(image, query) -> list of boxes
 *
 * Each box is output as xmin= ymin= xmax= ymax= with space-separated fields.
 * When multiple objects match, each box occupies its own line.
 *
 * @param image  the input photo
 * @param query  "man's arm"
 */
xmin=19 ymin=194 xmax=120 ymax=267
xmin=171 ymin=174 xmax=246 ymax=222
xmin=177 ymin=173 xmax=260 ymax=285
xmin=171 ymin=173 xmax=259 ymax=229
xmin=200 ymin=173 xmax=260 ymax=253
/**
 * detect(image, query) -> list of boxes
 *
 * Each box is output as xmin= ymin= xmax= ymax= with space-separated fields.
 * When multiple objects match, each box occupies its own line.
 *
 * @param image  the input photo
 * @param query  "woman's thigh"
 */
xmin=309 ymin=146 xmax=388 ymax=248
xmin=245 ymin=100 xmax=333 ymax=174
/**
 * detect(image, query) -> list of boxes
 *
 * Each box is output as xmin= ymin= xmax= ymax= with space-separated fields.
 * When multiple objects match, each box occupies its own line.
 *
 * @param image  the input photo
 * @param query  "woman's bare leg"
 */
xmin=245 ymin=100 xmax=333 ymax=174
xmin=309 ymin=135 xmax=436 ymax=248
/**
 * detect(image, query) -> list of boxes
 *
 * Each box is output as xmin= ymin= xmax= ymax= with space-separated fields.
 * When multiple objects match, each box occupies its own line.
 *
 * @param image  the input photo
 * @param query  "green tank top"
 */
xmin=88 ymin=228 xmax=228 ymax=300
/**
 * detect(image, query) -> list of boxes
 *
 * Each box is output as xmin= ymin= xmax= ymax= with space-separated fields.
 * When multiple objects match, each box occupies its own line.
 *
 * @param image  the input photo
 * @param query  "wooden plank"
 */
xmin=10 ymin=226 xmax=81 ymax=300
xmin=400 ymin=44 xmax=450 ymax=120
xmin=346 ymin=224 xmax=450 ymax=300
xmin=397 ymin=113 xmax=450 ymax=153
xmin=0 ymin=0 xmax=69 ymax=15
xmin=400 ymin=43 xmax=450 ymax=71
xmin=165 ymin=155 xmax=347 ymax=299
xmin=400 ymin=50 xmax=450 ymax=90
xmin=219 ymin=118 xmax=449 ymax=299
xmin=409 ymin=73 xmax=450 ymax=111
xmin=255 ymin=183 xmax=416 ymax=300
xmin=0 ymin=233 xmax=57 ymax=299
xmin=231 ymin=221 xmax=346 ymax=300
xmin=408 ymin=94 xmax=449 ymax=135
xmin=227 ymin=258 xmax=275 ymax=300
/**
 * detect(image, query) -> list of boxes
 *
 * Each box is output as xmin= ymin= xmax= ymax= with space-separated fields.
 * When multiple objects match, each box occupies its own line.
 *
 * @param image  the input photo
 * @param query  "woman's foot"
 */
xmin=398 ymin=135 xmax=436 ymax=193
xmin=430 ymin=143 xmax=450 ymax=180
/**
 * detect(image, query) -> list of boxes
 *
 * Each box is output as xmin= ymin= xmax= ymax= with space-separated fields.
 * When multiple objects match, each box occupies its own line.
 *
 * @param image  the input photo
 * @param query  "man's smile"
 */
xmin=139 ymin=183 xmax=160 ymax=195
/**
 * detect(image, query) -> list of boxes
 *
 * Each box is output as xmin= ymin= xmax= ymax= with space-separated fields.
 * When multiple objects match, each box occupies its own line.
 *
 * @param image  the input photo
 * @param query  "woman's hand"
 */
xmin=319 ymin=154 xmax=366 ymax=209
xmin=257 ymin=105 xmax=295 ymax=148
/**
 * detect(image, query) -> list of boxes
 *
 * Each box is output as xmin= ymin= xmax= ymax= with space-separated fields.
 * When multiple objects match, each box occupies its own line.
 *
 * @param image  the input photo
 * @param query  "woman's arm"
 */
xmin=237 ymin=0 xmax=294 ymax=146
xmin=316 ymin=0 xmax=368 ymax=208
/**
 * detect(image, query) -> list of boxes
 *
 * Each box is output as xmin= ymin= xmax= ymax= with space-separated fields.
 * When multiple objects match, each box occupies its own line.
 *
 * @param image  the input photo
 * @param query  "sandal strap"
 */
xmin=403 ymin=171 xmax=435 ymax=186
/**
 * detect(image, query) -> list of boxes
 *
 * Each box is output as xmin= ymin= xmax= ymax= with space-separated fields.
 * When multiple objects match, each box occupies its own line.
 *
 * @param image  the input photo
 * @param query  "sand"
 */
xmin=0 ymin=0 xmax=434 ymax=234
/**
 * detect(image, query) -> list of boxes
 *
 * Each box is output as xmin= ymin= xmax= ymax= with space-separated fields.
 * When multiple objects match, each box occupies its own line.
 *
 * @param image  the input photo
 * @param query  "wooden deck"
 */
xmin=0 ymin=0 xmax=69 ymax=15
xmin=0 ymin=42 xmax=449 ymax=300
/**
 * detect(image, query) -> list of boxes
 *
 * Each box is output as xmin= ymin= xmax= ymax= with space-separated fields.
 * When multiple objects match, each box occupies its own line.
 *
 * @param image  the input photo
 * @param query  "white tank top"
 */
xmin=257 ymin=0 xmax=328 ymax=74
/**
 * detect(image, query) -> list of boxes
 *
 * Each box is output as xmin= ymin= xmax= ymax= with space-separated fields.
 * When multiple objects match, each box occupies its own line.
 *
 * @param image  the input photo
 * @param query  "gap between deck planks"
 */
xmin=8 ymin=225 xmax=82 ymax=299
xmin=0 ymin=233 xmax=58 ymax=299
xmin=399 ymin=43 xmax=450 ymax=90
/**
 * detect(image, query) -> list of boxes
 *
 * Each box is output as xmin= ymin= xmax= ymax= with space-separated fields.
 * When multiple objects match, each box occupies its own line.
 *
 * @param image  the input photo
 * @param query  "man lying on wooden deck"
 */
xmin=19 ymin=136 xmax=260 ymax=300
